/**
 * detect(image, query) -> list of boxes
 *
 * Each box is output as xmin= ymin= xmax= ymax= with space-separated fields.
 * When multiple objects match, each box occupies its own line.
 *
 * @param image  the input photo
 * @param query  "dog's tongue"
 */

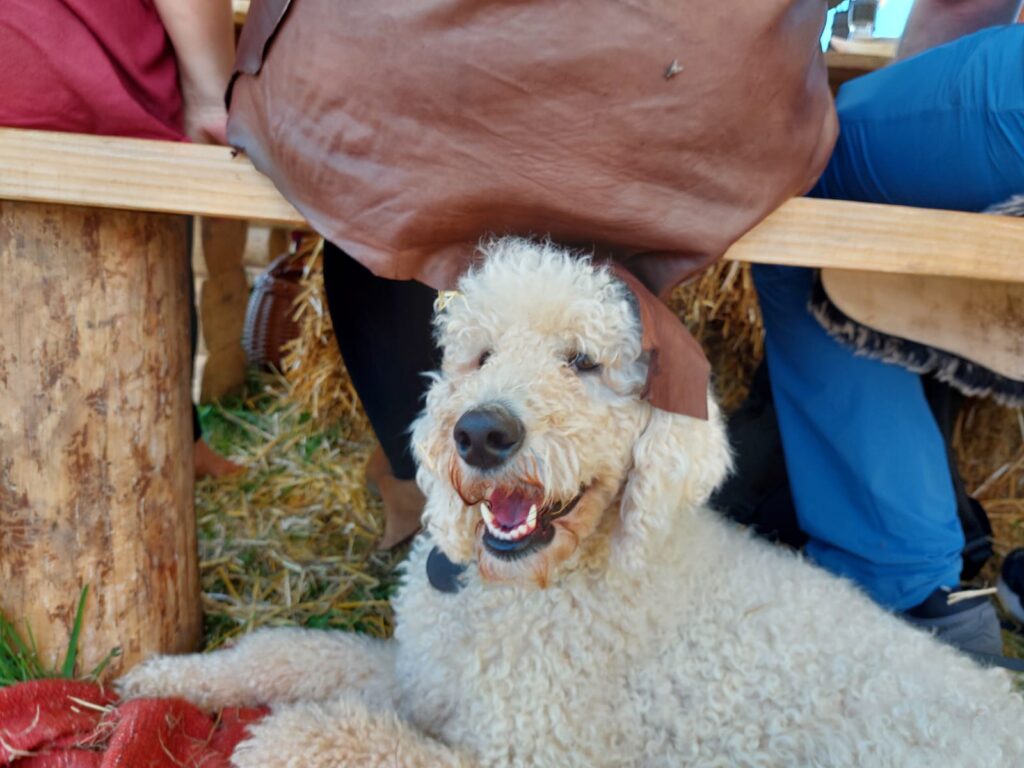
xmin=489 ymin=488 xmax=542 ymax=529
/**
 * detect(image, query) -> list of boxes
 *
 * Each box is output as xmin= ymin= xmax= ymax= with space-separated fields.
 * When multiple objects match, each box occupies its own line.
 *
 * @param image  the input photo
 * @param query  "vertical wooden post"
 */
xmin=199 ymin=217 xmax=250 ymax=403
xmin=0 ymin=200 xmax=200 ymax=677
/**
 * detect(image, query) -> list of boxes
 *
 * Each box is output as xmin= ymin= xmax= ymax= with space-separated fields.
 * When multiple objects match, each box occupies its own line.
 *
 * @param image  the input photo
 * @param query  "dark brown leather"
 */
xmin=610 ymin=264 xmax=711 ymax=421
xmin=227 ymin=0 xmax=838 ymax=418
xmin=234 ymin=0 xmax=292 ymax=76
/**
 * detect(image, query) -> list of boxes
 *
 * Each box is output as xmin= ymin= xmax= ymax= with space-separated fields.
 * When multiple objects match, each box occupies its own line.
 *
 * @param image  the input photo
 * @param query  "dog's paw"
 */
xmin=117 ymin=653 xmax=251 ymax=711
xmin=117 ymin=654 xmax=198 ymax=700
xmin=230 ymin=702 xmax=354 ymax=768
xmin=231 ymin=698 xmax=469 ymax=768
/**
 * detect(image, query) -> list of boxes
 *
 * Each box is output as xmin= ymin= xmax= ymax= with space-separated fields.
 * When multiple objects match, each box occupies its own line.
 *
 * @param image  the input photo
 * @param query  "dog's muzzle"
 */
xmin=479 ymin=486 xmax=586 ymax=559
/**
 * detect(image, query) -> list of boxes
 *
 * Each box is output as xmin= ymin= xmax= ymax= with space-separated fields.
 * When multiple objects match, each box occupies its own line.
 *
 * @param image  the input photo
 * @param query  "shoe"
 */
xmin=194 ymin=438 xmax=245 ymax=480
xmin=902 ymin=586 xmax=1003 ymax=657
xmin=365 ymin=446 xmax=424 ymax=550
xmin=997 ymin=549 xmax=1024 ymax=624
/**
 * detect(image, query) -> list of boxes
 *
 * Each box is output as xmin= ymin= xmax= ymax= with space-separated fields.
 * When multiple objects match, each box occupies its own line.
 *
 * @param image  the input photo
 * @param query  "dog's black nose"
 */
xmin=453 ymin=406 xmax=525 ymax=469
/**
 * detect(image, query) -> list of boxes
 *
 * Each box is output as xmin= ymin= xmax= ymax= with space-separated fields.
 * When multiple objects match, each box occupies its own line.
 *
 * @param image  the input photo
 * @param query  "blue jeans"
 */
xmin=753 ymin=25 xmax=1024 ymax=611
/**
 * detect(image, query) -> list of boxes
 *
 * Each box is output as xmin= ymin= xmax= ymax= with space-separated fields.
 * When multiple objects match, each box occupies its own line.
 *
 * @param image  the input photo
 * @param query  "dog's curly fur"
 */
xmin=121 ymin=239 xmax=1024 ymax=767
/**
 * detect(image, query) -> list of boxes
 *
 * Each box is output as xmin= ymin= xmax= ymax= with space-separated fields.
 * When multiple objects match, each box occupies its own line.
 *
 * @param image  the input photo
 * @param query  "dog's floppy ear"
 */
xmin=613 ymin=400 xmax=732 ymax=571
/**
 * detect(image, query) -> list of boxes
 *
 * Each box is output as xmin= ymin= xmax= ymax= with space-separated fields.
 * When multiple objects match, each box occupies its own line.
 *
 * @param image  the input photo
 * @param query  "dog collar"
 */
xmin=426 ymin=546 xmax=468 ymax=594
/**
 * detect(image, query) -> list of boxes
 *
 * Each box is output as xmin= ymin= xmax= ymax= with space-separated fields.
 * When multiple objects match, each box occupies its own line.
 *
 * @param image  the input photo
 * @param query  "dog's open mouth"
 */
xmin=479 ymin=487 xmax=585 ymax=559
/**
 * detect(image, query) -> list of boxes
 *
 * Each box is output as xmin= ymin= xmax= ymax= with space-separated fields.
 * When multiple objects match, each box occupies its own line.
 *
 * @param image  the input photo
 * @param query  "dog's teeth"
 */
xmin=480 ymin=502 xmax=495 ymax=528
xmin=480 ymin=502 xmax=544 ymax=542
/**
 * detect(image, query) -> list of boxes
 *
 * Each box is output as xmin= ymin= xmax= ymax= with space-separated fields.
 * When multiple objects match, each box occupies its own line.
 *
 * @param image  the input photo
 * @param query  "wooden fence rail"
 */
xmin=2 ymin=128 xmax=1021 ymax=284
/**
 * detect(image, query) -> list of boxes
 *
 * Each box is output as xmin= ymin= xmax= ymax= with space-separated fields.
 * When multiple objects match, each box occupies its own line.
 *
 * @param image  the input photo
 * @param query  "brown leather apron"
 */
xmin=227 ymin=0 xmax=839 ymax=418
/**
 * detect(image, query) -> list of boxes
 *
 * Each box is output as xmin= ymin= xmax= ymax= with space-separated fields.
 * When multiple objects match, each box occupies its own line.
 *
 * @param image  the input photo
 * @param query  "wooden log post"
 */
xmin=198 ymin=217 xmax=250 ymax=403
xmin=0 ymin=200 xmax=201 ymax=677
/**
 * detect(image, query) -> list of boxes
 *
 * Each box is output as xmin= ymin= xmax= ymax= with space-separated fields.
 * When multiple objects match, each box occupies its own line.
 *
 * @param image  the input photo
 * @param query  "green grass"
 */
xmin=195 ymin=377 xmax=403 ymax=649
xmin=0 ymin=586 xmax=121 ymax=688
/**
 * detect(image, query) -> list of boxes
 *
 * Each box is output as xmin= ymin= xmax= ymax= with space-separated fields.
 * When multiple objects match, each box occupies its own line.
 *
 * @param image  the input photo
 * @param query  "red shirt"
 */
xmin=0 ymin=0 xmax=184 ymax=140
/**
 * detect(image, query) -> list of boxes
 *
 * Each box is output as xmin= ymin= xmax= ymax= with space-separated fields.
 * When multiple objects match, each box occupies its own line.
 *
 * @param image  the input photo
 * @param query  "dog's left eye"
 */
xmin=568 ymin=352 xmax=600 ymax=373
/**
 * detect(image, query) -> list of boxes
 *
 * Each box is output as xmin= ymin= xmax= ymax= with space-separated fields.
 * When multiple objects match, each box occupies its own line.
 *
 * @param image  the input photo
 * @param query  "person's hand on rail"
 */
xmin=153 ymin=0 xmax=235 ymax=144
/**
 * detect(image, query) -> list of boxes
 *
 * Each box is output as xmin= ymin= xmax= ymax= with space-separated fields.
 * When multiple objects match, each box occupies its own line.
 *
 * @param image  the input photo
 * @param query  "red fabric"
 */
xmin=208 ymin=707 xmax=268 ymax=757
xmin=0 ymin=681 xmax=266 ymax=768
xmin=0 ymin=681 xmax=115 ymax=761
xmin=0 ymin=0 xmax=184 ymax=140
xmin=101 ymin=699 xmax=222 ymax=768
xmin=14 ymin=753 xmax=103 ymax=768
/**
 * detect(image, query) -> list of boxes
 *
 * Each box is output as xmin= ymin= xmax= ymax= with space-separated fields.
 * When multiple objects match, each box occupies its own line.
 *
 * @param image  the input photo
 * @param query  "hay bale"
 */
xmin=669 ymin=261 xmax=764 ymax=412
xmin=197 ymin=382 xmax=401 ymax=648
xmin=279 ymin=237 xmax=368 ymax=435
xmin=957 ymin=399 xmax=1024 ymax=562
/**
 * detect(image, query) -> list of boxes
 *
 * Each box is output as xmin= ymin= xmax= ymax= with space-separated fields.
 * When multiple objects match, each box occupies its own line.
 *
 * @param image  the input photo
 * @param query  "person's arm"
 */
xmin=898 ymin=0 xmax=1023 ymax=59
xmin=152 ymin=0 xmax=235 ymax=144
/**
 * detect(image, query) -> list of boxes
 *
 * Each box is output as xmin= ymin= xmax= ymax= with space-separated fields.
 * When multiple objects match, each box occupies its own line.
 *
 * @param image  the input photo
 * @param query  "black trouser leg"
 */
xmin=921 ymin=377 xmax=994 ymax=580
xmin=322 ymin=242 xmax=440 ymax=480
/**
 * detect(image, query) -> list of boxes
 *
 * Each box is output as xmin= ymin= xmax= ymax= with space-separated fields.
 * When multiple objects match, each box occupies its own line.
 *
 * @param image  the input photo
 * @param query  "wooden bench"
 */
xmin=825 ymin=49 xmax=892 ymax=90
xmin=825 ymin=37 xmax=897 ymax=90
xmin=1 ymin=126 xmax=1021 ymax=674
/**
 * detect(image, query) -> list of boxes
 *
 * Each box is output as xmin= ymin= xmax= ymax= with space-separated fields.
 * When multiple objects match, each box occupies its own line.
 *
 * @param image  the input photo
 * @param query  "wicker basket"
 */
xmin=243 ymin=249 xmax=305 ymax=371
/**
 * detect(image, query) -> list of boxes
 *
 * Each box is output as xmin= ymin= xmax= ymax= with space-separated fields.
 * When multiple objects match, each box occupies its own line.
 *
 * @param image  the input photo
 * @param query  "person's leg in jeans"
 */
xmin=322 ymin=242 xmax=439 ymax=547
xmin=754 ymin=264 xmax=965 ymax=610
xmin=755 ymin=26 xmax=1024 ymax=653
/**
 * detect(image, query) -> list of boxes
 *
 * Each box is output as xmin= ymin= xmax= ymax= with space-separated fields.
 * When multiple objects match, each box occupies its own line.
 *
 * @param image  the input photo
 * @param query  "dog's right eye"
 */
xmin=478 ymin=350 xmax=492 ymax=368
xmin=568 ymin=352 xmax=600 ymax=373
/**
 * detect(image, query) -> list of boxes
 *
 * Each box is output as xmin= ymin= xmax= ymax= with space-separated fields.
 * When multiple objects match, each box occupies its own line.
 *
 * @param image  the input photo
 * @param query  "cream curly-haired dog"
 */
xmin=122 ymin=239 xmax=1024 ymax=767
